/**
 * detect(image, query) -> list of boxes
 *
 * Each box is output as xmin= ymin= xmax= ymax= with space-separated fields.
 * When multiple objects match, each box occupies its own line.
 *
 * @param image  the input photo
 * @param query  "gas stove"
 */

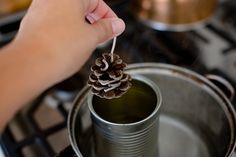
xmin=1 ymin=0 xmax=236 ymax=156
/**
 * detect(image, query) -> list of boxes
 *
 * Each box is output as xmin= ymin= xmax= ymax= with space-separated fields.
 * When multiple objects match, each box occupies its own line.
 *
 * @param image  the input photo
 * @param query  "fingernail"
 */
xmin=111 ymin=18 xmax=125 ymax=35
xmin=86 ymin=14 xmax=96 ymax=24
xmin=87 ymin=13 xmax=100 ymax=21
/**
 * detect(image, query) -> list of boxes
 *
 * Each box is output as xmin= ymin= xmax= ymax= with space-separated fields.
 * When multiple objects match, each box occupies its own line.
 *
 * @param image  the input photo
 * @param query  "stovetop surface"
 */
xmin=1 ymin=0 xmax=236 ymax=156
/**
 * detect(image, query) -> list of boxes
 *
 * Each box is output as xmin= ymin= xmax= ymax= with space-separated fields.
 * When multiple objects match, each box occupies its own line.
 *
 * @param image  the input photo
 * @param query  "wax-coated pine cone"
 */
xmin=88 ymin=53 xmax=131 ymax=99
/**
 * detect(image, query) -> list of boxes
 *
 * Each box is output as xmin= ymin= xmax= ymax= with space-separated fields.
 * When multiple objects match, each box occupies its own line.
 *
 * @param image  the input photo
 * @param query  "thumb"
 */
xmin=90 ymin=18 xmax=125 ymax=44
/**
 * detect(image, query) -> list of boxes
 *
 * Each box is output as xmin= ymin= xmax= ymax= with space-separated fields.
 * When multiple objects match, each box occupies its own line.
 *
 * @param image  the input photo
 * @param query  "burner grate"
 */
xmin=1 ymin=93 xmax=69 ymax=157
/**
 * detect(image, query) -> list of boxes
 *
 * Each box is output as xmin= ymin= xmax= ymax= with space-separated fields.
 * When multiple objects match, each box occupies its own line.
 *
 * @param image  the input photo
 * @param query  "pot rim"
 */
xmin=68 ymin=63 xmax=236 ymax=157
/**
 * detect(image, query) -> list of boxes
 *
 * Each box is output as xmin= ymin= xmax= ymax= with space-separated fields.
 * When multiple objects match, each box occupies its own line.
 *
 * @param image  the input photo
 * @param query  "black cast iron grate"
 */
xmin=0 ymin=92 xmax=68 ymax=157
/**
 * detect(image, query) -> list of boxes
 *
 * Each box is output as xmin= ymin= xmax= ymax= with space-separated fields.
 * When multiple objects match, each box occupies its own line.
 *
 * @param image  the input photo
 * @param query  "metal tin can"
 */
xmin=88 ymin=75 xmax=162 ymax=157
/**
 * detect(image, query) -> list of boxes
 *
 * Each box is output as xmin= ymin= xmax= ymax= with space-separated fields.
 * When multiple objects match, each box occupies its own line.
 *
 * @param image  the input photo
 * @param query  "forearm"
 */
xmin=0 ymin=41 xmax=56 ymax=132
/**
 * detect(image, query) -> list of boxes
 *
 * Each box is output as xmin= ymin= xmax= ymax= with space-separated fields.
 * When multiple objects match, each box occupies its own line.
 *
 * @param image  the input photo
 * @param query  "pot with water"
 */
xmin=58 ymin=63 xmax=236 ymax=157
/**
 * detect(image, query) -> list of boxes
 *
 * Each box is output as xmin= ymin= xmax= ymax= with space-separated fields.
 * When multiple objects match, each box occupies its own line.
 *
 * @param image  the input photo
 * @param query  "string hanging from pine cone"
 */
xmin=88 ymin=53 xmax=132 ymax=99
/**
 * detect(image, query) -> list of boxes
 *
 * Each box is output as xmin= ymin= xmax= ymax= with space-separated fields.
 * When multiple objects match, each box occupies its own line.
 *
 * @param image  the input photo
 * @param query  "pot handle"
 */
xmin=55 ymin=145 xmax=77 ymax=157
xmin=205 ymin=74 xmax=235 ymax=101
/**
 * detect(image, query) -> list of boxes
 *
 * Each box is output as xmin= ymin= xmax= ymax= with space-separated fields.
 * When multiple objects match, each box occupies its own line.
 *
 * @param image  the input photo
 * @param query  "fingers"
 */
xmin=85 ymin=0 xmax=125 ymax=44
xmin=89 ymin=18 xmax=125 ymax=44
xmin=86 ymin=0 xmax=117 ymax=23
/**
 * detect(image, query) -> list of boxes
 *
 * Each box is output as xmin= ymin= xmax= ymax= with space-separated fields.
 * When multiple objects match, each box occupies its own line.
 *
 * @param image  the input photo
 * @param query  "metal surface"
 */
xmin=88 ymin=76 xmax=162 ymax=157
xmin=68 ymin=63 xmax=236 ymax=157
xmin=0 ymin=0 xmax=30 ymax=16
xmin=205 ymin=74 xmax=235 ymax=101
xmin=131 ymin=0 xmax=218 ymax=31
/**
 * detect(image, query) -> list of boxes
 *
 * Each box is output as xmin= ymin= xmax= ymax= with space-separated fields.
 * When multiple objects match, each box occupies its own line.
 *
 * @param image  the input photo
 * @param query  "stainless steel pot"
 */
xmin=130 ymin=0 xmax=218 ymax=31
xmin=58 ymin=63 xmax=236 ymax=157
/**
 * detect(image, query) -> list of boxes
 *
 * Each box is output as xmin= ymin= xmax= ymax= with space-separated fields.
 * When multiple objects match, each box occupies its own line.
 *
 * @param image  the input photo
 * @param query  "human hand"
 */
xmin=14 ymin=0 xmax=125 ymax=85
xmin=0 ymin=0 xmax=126 ymax=132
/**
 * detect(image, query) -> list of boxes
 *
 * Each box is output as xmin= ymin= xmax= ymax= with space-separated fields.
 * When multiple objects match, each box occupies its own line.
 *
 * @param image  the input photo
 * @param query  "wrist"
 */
xmin=8 ymin=38 xmax=59 ymax=89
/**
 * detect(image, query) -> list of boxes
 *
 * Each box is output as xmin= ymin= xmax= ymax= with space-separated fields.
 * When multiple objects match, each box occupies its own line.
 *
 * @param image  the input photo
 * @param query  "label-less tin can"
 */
xmin=88 ymin=75 xmax=162 ymax=157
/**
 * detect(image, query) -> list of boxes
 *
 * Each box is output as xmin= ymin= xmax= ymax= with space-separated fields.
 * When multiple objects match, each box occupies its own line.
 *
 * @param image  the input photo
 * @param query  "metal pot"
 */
xmin=58 ymin=63 xmax=236 ymax=157
xmin=0 ymin=0 xmax=31 ymax=16
xmin=130 ymin=0 xmax=218 ymax=31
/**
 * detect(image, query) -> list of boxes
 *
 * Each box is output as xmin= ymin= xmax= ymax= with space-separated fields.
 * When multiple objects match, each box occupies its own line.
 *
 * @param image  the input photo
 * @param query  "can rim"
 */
xmin=87 ymin=74 xmax=162 ymax=127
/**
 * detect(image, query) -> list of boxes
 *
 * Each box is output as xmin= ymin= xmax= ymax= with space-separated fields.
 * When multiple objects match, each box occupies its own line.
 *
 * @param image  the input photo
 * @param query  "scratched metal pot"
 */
xmin=131 ymin=0 xmax=218 ymax=31
xmin=58 ymin=63 xmax=236 ymax=157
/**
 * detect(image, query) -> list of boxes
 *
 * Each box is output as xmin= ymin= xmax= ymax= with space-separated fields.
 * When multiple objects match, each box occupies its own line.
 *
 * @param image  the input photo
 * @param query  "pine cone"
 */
xmin=88 ymin=53 xmax=131 ymax=99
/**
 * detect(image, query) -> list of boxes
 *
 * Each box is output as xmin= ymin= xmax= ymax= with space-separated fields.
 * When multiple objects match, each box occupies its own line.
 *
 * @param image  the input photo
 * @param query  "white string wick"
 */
xmin=110 ymin=37 xmax=117 ymax=62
